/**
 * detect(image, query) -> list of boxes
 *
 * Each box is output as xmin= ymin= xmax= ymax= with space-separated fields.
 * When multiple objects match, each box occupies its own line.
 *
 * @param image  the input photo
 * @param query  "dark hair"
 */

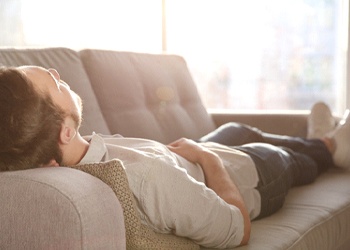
xmin=0 ymin=67 xmax=66 ymax=171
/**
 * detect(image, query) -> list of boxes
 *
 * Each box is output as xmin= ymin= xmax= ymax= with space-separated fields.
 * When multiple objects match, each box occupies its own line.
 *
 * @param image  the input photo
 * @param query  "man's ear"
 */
xmin=59 ymin=118 xmax=77 ymax=145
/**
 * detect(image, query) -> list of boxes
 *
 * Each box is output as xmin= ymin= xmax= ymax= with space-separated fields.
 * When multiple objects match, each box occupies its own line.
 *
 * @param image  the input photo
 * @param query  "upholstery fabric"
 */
xmin=0 ymin=47 xmax=110 ymax=135
xmin=79 ymin=49 xmax=216 ymax=143
xmin=0 ymin=167 xmax=125 ymax=249
xmin=69 ymin=159 xmax=199 ymax=250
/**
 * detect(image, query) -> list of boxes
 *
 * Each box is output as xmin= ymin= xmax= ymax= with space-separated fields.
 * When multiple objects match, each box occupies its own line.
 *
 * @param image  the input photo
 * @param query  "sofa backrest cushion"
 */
xmin=80 ymin=49 xmax=216 ymax=143
xmin=0 ymin=47 xmax=110 ymax=135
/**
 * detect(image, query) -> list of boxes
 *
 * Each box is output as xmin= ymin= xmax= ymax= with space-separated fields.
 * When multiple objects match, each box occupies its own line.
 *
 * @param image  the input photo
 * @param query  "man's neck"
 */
xmin=61 ymin=133 xmax=90 ymax=166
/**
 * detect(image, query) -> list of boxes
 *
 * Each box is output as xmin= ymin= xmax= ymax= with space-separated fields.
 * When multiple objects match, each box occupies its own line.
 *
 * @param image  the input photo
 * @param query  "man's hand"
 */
xmin=167 ymin=138 xmax=208 ymax=164
xmin=167 ymin=138 xmax=251 ymax=245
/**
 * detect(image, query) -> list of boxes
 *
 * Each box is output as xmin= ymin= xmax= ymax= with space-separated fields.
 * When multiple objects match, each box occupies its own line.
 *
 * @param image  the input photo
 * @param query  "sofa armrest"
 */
xmin=0 ymin=167 xmax=126 ymax=250
xmin=209 ymin=109 xmax=309 ymax=138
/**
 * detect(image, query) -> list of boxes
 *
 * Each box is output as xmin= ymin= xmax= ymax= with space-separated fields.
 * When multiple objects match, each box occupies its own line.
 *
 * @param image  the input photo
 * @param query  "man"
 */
xmin=0 ymin=66 xmax=349 ymax=248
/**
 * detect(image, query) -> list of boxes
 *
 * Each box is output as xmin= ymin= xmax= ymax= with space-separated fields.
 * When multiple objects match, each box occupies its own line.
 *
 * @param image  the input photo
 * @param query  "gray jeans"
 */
xmin=199 ymin=122 xmax=333 ymax=219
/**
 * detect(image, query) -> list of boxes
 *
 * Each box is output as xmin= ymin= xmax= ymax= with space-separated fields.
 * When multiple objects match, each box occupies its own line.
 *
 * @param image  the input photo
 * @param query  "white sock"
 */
xmin=329 ymin=110 xmax=350 ymax=169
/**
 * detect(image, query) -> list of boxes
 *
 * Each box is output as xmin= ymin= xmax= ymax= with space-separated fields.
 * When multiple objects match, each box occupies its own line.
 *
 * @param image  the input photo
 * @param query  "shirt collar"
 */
xmin=79 ymin=133 xmax=107 ymax=164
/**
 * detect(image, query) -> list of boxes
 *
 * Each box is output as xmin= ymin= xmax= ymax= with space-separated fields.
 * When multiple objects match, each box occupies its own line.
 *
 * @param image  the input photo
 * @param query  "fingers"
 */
xmin=167 ymin=137 xmax=187 ymax=147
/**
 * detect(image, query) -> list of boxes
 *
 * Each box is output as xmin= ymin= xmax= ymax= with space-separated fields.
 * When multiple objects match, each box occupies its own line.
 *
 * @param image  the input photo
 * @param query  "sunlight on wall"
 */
xmin=21 ymin=0 xmax=162 ymax=52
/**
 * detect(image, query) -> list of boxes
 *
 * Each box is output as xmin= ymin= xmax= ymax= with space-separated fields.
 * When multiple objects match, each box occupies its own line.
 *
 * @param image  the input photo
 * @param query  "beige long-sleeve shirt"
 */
xmin=80 ymin=133 xmax=260 ymax=249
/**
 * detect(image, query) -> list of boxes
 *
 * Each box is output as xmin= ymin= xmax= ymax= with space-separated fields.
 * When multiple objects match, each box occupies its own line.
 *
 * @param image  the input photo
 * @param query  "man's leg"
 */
xmin=199 ymin=122 xmax=333 ymax=174
xmin=235 ymin=143 xmax=318 ymax=219
xmin=199 ymin=122 xmax=264 ymax=146
xmin=261 ymin=133 xmax=333 ymax=174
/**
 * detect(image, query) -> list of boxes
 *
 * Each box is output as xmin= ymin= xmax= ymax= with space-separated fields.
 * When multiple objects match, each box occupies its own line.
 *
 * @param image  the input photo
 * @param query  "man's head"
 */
xmin=0 ymin=66 xmax=83 ymax=171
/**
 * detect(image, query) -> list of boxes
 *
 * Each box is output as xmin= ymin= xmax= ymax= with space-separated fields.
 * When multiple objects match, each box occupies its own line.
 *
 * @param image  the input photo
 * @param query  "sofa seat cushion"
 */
xmin=0 ymin=47 xmax=110 ymax=135
xmin=80 ymin=49 xmax=216 ymax=143
xmin=234 ymin=169 xmax=350 ymax=250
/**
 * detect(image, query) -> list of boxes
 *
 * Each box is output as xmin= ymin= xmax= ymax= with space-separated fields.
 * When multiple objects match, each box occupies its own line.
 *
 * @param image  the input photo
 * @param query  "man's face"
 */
xmin=19 ymin=66 xmax=83 ymax=127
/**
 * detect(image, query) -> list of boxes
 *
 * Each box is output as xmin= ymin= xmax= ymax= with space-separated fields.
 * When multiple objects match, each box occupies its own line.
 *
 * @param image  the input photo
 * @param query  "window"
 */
xmin=2 ymin=0 xmax=162 ymax=52
xmin=0 ymin=0 xmax=348 ymax=114
xmin=165 ymin=0 xmax=349 ymax=114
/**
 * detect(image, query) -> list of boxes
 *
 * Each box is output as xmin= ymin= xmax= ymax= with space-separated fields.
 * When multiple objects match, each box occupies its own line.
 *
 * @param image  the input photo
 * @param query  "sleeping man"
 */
xmin=0 ymin=66 xmax=349 ymax=248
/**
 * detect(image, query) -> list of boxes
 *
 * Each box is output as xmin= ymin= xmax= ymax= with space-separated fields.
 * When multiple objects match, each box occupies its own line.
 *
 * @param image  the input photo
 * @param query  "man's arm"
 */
xmin=167 ymin=138 xmax=251 ymax=245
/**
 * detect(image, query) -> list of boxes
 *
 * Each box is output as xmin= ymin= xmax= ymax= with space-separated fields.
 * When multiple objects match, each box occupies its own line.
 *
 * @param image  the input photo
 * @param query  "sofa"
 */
xmin=0 ymin=47 xmax=350 ymax=250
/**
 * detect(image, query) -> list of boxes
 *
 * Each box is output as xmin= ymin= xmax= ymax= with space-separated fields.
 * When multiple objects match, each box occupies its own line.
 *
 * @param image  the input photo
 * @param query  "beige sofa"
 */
xmin=0 ymin=47 xmax=350 ymax=249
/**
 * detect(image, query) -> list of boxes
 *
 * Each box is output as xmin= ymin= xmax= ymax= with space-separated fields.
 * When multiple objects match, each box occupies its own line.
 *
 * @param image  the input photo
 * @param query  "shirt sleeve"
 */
xmin=139 ymin=156 xmax=245 ymax=249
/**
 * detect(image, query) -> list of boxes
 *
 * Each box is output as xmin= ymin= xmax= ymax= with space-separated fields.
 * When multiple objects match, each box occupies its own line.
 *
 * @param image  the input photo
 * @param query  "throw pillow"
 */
xmin=68 ymin=159 xmax=199 ymax=250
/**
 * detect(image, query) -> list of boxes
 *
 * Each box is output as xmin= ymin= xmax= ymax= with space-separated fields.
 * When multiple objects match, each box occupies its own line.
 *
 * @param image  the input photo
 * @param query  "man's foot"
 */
xmin=327 ymin=109 xmax=350 ymax=169
xmin=307 ymin=102 xmax=336 ymax=139
xmin=339 ymin=109 xmax=350 ymax=126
